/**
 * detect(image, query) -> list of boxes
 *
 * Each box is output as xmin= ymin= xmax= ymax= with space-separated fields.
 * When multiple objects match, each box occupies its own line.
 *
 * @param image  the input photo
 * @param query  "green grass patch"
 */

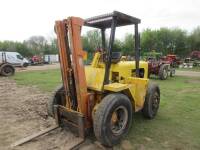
xmin=126 ymin=76 xmax=200 ymax=150
xmin=12 ymin=70 xmax=200 ymax=149
xmin=12 ymin=69 xmax=62 ymax=92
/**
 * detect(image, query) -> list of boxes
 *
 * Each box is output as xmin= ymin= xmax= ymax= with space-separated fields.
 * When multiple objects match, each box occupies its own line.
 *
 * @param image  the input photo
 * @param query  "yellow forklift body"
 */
xmin=85 ymin=53 xmax=149 ymax=111
xmin=50 ymin=11 xmax=160 ymax=147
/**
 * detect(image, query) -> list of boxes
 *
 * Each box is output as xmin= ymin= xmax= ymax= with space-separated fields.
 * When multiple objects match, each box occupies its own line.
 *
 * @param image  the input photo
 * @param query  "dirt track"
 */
xmin=176 ymin=70 xmax=200 ymax=77
xmin=0 ymin=77 xmax=102 ymax=150
xmin=16 ymin=63 xmax=60 ymax=72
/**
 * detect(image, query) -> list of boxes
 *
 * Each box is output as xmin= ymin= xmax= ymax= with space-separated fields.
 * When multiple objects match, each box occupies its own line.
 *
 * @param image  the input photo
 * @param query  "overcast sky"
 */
xmin=0 ymin=0 xmax=200 ymax=41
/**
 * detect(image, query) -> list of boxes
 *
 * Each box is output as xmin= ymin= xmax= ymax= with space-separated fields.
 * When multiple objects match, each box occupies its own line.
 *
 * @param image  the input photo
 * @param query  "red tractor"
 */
xmin=29 ymin=55 xmax=43 ymax=65
xmin=144 ymin=51 xmax=175 ymax=80
xmin=190 ymin=51 xmax=200 ymax=59
xmin=162 ymin=54 xmax=181 ymax=67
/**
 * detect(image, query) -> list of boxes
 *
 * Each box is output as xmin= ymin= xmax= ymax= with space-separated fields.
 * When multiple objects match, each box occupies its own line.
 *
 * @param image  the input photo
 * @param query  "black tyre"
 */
xmin=47 ymin=85 xmax=65 ymax=117
xmin=23 ymin=63 xmax=29 ymax=67
xmin=158 ymin=64 xmax=168 ymax=80
xmin=0 ymin=64 xmax=15 ymax=76
xmin=142 ymin=83 xmax=160 ymax=119
xmin=170 ymin=68 xmax=175 ymax=77
xmin=93 ymin=93 xmax=132 ymax=147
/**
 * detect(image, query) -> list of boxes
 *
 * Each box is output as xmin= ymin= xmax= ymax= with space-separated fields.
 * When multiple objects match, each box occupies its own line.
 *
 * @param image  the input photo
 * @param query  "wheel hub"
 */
xmin=163 ymin=69 xmax=167 ymax=78
xmin=152 ymin=92 xmax=159 ymax=113
xmin=110 ymin=106 xmax=128 ymax=135
xmin=5 ymin=67 xmax=12 ymax=73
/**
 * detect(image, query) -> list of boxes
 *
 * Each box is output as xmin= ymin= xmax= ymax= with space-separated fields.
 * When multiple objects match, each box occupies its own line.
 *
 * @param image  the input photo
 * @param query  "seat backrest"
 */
xmin=111 ymin=52 xmax=122 ymax=63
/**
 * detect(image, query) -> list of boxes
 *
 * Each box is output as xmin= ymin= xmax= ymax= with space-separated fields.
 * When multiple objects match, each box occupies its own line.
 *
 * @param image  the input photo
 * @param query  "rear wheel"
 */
xmin=142 ymin=83 xmax=160 ymax=119
xmin=158 ymin=64 xmax=168 ymax=80
xmin=47 ymin=85 xmax=65 ymax=117
xmin=170 ymin=68 xmax=175 ymax=77
xmin=93 ymin=93 xmax=132 ymax=147
xmin=0 ymin=64 xmax=15 ymax=76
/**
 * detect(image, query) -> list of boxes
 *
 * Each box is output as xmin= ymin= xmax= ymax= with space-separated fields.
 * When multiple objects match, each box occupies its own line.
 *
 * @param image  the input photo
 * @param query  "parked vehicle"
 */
xmin=0 ymin=52 xmax=15 ymax=76
xmin=181 ymin=58 xmax=194 ymax=68
xmin=144 ymin=51 xmax=175 ymax=80
xmin=0 ymin=51 xmax=29 ymax=67
xmin=44 ymin=54 xmax=59 ymax=64
xmin=190 ymin=51 xmax=200 ymax=67
xmin=161 ymin=54 xmax=181 ymax=67
xmin=190 ymin=51 xmax=200 ymax=59
xmin=180 ymin=51 xmax=200 ymax=68
xmin=29 ymin=55 xmax=43 ymax=65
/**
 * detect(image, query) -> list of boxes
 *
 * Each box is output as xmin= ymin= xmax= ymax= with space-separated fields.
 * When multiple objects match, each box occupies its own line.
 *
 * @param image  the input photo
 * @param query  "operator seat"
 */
xmin=111 ymin=52 xmax=122 ymax=63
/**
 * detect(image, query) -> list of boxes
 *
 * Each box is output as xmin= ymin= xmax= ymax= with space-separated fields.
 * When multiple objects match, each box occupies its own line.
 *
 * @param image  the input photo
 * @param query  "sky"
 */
xmin=0 ymin=0 xmax=200 ymax=41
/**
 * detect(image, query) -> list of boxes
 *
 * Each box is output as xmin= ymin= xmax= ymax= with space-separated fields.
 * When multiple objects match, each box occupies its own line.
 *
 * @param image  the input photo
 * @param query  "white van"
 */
xmin=44 ymin=54 xmax=59 ymax=64
xmin=0 ymin=51 xmax=29 ymax=67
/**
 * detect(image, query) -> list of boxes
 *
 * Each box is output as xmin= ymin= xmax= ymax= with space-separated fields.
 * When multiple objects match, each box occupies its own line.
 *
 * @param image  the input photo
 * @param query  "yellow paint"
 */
xmin=85 ymin=53 xmax=149 ymax=112
xmin=104 ymin=83 xmax=129 ymax=92
xmin=126 ymin=77 xmax=148 ymax=111
xmin=85 ymin=66 xmax=105 ymax=91
xmin=111 ymin=60 xmax=148 ymax=79
xmin=91 ymin=52 xmax=101 ymax=67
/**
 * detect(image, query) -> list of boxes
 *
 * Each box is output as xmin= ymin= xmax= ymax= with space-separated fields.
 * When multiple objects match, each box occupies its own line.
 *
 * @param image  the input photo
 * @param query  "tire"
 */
xmin=158 ymin=64 xmax=168 ymax=80
xmin=170 ymin=68 xmax=175 ymax=77
xmin=0 ymin=64 xmax=15 ymax=76
xmin=23 ymin=63 xmax=29 ymax=67
xmin=142 ymin=83 xmax=160 ymax=119
xmin=47 ymin=85 xmax=65 ymax=117
xmin=93 ymin=93 xmax=132 ymax=147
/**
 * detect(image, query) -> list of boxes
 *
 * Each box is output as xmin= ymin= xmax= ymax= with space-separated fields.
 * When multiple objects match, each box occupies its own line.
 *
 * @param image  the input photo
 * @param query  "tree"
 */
xmin=0 ymin=27 xmax=199 ymax=59
xmin=171 ymin=28 xmax=188 ymax=56
xmin=122 ymin=33 xmax=135 ymax=55
xmin=15 ymin=42 xmax=33 ymax=57
xmin=141 ymin=28 xmax=188 ymax=56
xmin=189 ymin=26 xmax=200 ymax=51
xmin=43 ymin=38 xmax=58 ymax=55
xmin=82 ymin=30 xmax=101 ymax=52
xmin=25 ymin=36 xmax=47 ymax=55
xmin=113 ymin=39 xmax=123 ymax=52
xmin=141 ymin=29 xmax=157 ymax=51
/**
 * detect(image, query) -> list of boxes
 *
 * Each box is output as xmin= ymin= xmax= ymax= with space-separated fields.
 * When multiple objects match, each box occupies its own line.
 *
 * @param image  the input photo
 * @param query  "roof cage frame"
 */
xmin=84 ymin=11 xmax=141 ymax=29
xmin=84 ymin=11 xmax=141 ymax=83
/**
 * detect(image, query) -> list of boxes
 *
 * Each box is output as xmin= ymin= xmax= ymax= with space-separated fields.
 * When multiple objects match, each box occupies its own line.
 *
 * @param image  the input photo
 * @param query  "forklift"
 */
xmin=47 ymin=11 xmax=161 ymax=147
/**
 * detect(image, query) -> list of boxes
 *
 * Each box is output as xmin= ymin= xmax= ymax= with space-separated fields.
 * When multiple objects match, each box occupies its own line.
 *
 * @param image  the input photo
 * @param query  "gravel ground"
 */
xmin=16 ymin=64 xmax=60 ymax=72
xmin=0 ymin=77 xmax=102 ymax=150
xmin=176 ymin=70 xmax=200 ymax=77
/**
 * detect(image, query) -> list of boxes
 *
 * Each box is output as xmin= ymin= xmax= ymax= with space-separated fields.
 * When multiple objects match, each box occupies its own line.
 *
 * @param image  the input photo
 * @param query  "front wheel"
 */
xmin=93 ymin=93 xmax=133 ymax=147
xmin=47 ymin=85 xmax=65 ymax=117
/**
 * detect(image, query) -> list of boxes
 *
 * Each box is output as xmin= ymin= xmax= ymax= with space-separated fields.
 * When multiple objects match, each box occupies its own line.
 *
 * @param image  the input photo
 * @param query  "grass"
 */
xmin=12 ymin=69 xmax=62 ymax=92
xmin=12 ymin=70 xmax=200 ymax=150
xmin=126 ymin=76 xmax=200 ymax=150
